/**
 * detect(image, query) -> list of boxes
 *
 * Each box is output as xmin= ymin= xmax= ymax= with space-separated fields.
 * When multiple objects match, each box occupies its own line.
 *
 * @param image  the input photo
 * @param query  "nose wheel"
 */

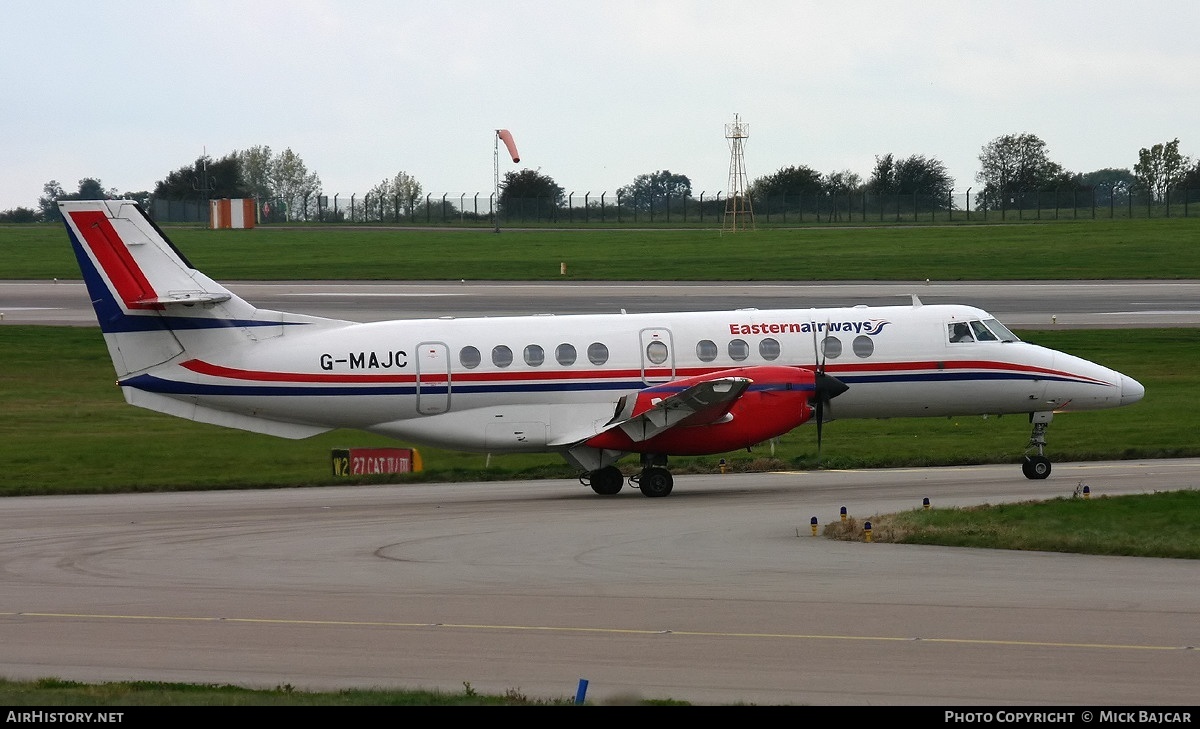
xmin=1022 ymin=455 xmax=1052 ymax=479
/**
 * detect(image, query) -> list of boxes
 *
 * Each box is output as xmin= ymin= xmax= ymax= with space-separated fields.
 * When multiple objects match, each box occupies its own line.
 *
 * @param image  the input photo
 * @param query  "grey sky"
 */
xmin=3 ymin=0 xmax=1197 ymax=211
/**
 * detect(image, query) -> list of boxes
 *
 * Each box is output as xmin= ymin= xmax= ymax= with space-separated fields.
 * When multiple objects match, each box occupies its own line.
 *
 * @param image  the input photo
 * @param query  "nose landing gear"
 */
xmin=1022 ymin=412 xmax=1053 ymax=480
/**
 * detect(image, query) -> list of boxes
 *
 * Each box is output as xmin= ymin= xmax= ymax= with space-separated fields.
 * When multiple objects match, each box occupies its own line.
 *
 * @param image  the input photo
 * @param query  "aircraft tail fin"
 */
xmin=59 ymin=199 xmax=341 ymax=380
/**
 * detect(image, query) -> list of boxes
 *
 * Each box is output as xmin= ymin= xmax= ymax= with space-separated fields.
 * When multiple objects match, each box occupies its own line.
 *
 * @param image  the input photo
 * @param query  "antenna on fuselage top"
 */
xmin=912 ymin=294 xmax=923 ymax=307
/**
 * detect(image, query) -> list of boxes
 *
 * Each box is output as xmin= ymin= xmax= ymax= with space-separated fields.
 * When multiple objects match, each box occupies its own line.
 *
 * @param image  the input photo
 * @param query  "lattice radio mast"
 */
xmin=723 ymin=114 xmax=755 ymax=232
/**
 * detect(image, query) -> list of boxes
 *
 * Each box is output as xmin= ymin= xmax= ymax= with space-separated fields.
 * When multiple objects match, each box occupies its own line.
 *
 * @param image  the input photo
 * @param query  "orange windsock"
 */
xmin=497 ymin=129 xmax=520 ymax=163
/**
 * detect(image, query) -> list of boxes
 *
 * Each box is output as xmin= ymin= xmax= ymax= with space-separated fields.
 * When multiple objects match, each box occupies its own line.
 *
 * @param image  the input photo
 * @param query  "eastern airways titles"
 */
xmin=728 ymin=319 xmax=891 ymax=336
xmin=320 ymin=351 xmax=408 ymax=370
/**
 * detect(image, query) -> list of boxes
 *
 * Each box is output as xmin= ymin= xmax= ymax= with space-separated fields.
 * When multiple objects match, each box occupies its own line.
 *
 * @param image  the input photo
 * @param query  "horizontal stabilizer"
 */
xmin=124 ymin=389 xmax=332 ymax=439
xmin=136 ymin=291 xmax=233 ymax=305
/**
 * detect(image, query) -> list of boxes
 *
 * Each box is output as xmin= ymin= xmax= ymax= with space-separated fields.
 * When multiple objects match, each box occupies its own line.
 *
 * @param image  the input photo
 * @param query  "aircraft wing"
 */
xmin=606 ymin=376 xmax=752 ymax=443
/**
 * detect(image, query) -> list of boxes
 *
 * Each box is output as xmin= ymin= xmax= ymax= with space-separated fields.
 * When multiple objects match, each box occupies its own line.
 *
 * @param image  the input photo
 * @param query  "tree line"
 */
xmin=4 ymin=133 xmax=1199 ymax=223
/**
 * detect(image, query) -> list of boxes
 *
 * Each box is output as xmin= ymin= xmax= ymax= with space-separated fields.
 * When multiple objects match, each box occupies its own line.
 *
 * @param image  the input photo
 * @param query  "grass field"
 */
xmin=0 ymin=677 xmax=640 ymax=707
xmin=3 ymin=216 xmax=1200 ymax=280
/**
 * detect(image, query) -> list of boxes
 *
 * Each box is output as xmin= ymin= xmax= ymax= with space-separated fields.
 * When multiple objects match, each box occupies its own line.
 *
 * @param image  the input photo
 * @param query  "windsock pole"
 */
xmin=494 ymin=129 xmax=520 ymax=234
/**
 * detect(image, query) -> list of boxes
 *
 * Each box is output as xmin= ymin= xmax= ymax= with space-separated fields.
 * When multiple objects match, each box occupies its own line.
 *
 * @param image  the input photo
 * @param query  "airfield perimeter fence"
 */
xmin=153 ymin=187 xmax=1200 ymax=226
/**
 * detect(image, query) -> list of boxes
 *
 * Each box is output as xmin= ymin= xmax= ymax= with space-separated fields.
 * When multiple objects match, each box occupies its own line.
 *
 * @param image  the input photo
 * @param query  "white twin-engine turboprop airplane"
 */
xmin=60 ymin=199 xmax=1145 ymax=497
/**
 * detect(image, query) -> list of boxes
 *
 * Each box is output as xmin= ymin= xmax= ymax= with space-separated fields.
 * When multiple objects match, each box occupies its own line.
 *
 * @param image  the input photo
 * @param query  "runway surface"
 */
xmin=1 ymin=461 xmax=1197 ymax=706
xmin=4 ymin=279 xmax=1200 ymax=328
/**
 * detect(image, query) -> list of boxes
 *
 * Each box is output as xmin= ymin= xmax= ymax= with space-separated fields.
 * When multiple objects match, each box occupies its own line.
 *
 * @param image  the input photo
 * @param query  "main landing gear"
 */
xmin=582 ymin=465 xmax=624 ymax=495
xmin=581 ymin=455 xmax=675 ymax=498
xmin=1022 ymin=411 xmax=1053 ymax=480
xmin=629 ymin=466 xmax=673 ymax=498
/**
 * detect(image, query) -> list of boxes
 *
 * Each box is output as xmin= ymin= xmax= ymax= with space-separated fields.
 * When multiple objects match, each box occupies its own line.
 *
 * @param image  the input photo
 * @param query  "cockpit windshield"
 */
xmin=983 ymin=318 xmax=1019 ymax=342
xmin=948 ymin=319 xmax=1021 ymax=344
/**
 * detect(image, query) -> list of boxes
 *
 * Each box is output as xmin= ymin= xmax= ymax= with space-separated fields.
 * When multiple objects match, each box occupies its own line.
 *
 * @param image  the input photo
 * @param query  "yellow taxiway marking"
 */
xmin=5 ymin=611 xmax=1193 ymax=652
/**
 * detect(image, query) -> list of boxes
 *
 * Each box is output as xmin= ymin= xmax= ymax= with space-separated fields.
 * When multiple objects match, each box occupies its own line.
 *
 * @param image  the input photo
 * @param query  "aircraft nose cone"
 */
xmin=1121 ymin=375 xmax=1145 ymax=405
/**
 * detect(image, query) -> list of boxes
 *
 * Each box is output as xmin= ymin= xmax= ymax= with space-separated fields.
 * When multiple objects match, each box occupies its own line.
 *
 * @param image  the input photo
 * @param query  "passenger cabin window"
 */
xmin=821 ymin=336 xmax=842 ymax=359
xmin=852 ymin=335 xmax=874 ymax=358
xmin=728 ymin=338 xmax=749 ymax=361
xmin=696 ymin=339 xmax=718 ymax=362
xmin=759 ymin=337 xmax=781 ymax=361
xmin=492 ymin=345 xmax=513 ymax=367
xmin=646 ymin=340 xmax=669 ymax=364
xmin=555 ymin=343 xmax=577 ymax=366
xmin=459 ymin=346 xmax=481 ymax=369
xmin=524 ymin=344 xmax=545 ymax=367
xmin=587 ymin=342 xmax=609 ymax=365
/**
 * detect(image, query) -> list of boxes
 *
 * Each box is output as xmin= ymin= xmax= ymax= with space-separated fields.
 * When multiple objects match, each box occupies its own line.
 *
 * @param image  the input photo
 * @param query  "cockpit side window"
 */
xmin=948 ymin=322 xmax=974 ymax=343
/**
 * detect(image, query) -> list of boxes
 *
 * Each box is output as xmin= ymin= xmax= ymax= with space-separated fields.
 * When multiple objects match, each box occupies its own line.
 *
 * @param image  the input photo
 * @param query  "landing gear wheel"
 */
xmin=1022 ymin=456 xmax=1052 ymax=480
xmin=588 ymin=466 xmax=624 ymax=495
xmin=638 ymin=467 xmax=674 ymax=498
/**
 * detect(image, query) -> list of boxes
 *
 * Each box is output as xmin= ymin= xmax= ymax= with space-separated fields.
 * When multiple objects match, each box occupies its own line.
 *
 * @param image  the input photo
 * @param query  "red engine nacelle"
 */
xmin=586 ymin=365 xmax=818 ymax=456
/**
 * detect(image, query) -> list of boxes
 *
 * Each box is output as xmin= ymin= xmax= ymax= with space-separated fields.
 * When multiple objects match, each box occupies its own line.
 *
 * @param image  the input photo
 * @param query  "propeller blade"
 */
xmin=815 ymin=396 xmax=825 ymax=465
xmin=811 ymin=371 xmax=848 ymax=469
xmin=808 ymin=312 xmax=847 ymax=468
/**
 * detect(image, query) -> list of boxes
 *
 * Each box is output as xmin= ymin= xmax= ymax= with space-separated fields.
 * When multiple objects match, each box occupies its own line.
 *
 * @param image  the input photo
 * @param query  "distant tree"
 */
xmin=821 ymin=170 xmax=862 ymax=221
xmin=906 ymin=156 xmax=953 ymax=198
xmin=37 ymin=178 xmax=118 ymax=222
xmin=121 ymin=190 xmax=153 ymax=209
xmin=37 ymin=180 xmax=65 ymax=221
xmin=153 ymin=153 xmax=249 ymax=201
xmin=869 ymin=153 xmax=954 ymax=198
xmin=390 ymin=171 xmax=423 ymax=214
xmin=76 ymin=178 xmax=112 ymax=200
xmin=1180 ymin=160 xmax=1200 ymax=190
xmin=823 ymin=170 xmax=862 ymax=195
xmin=360 ymin=172 xmax=424 ymax=221
xmin=1077 ymin=168 xmax=1135 ymax=206
xmin=616 ymin=170 xmax=692 ymax=213
xmin=499 ymin=169 xmax=564 ymax=214
xmin=268 ymin=148 xmax=322 ymax=221
xmin=0 ymin=206 xmax=41 ymax=223
xmin=236 ymin=145 xmax=275 ymax=200
xmin=1079 ymin=168 xmax=1135 ymax=189
xmin=1134 ymin=138 xmax=1191 ymax=202
xmin=748 ymin=165 xmax=824 ymax=200
xmin=867 ymin=154 xmax=899 ymax=194
xmin=360 ymin=179 xmax=388 ymax=222
xmin=975 ymin=133 xmax=1064 ymax=210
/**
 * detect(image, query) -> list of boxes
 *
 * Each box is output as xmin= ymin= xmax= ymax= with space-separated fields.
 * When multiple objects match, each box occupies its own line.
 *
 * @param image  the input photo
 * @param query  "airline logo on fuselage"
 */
xmin=728 ymin=319 xmax=890 ymax=336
